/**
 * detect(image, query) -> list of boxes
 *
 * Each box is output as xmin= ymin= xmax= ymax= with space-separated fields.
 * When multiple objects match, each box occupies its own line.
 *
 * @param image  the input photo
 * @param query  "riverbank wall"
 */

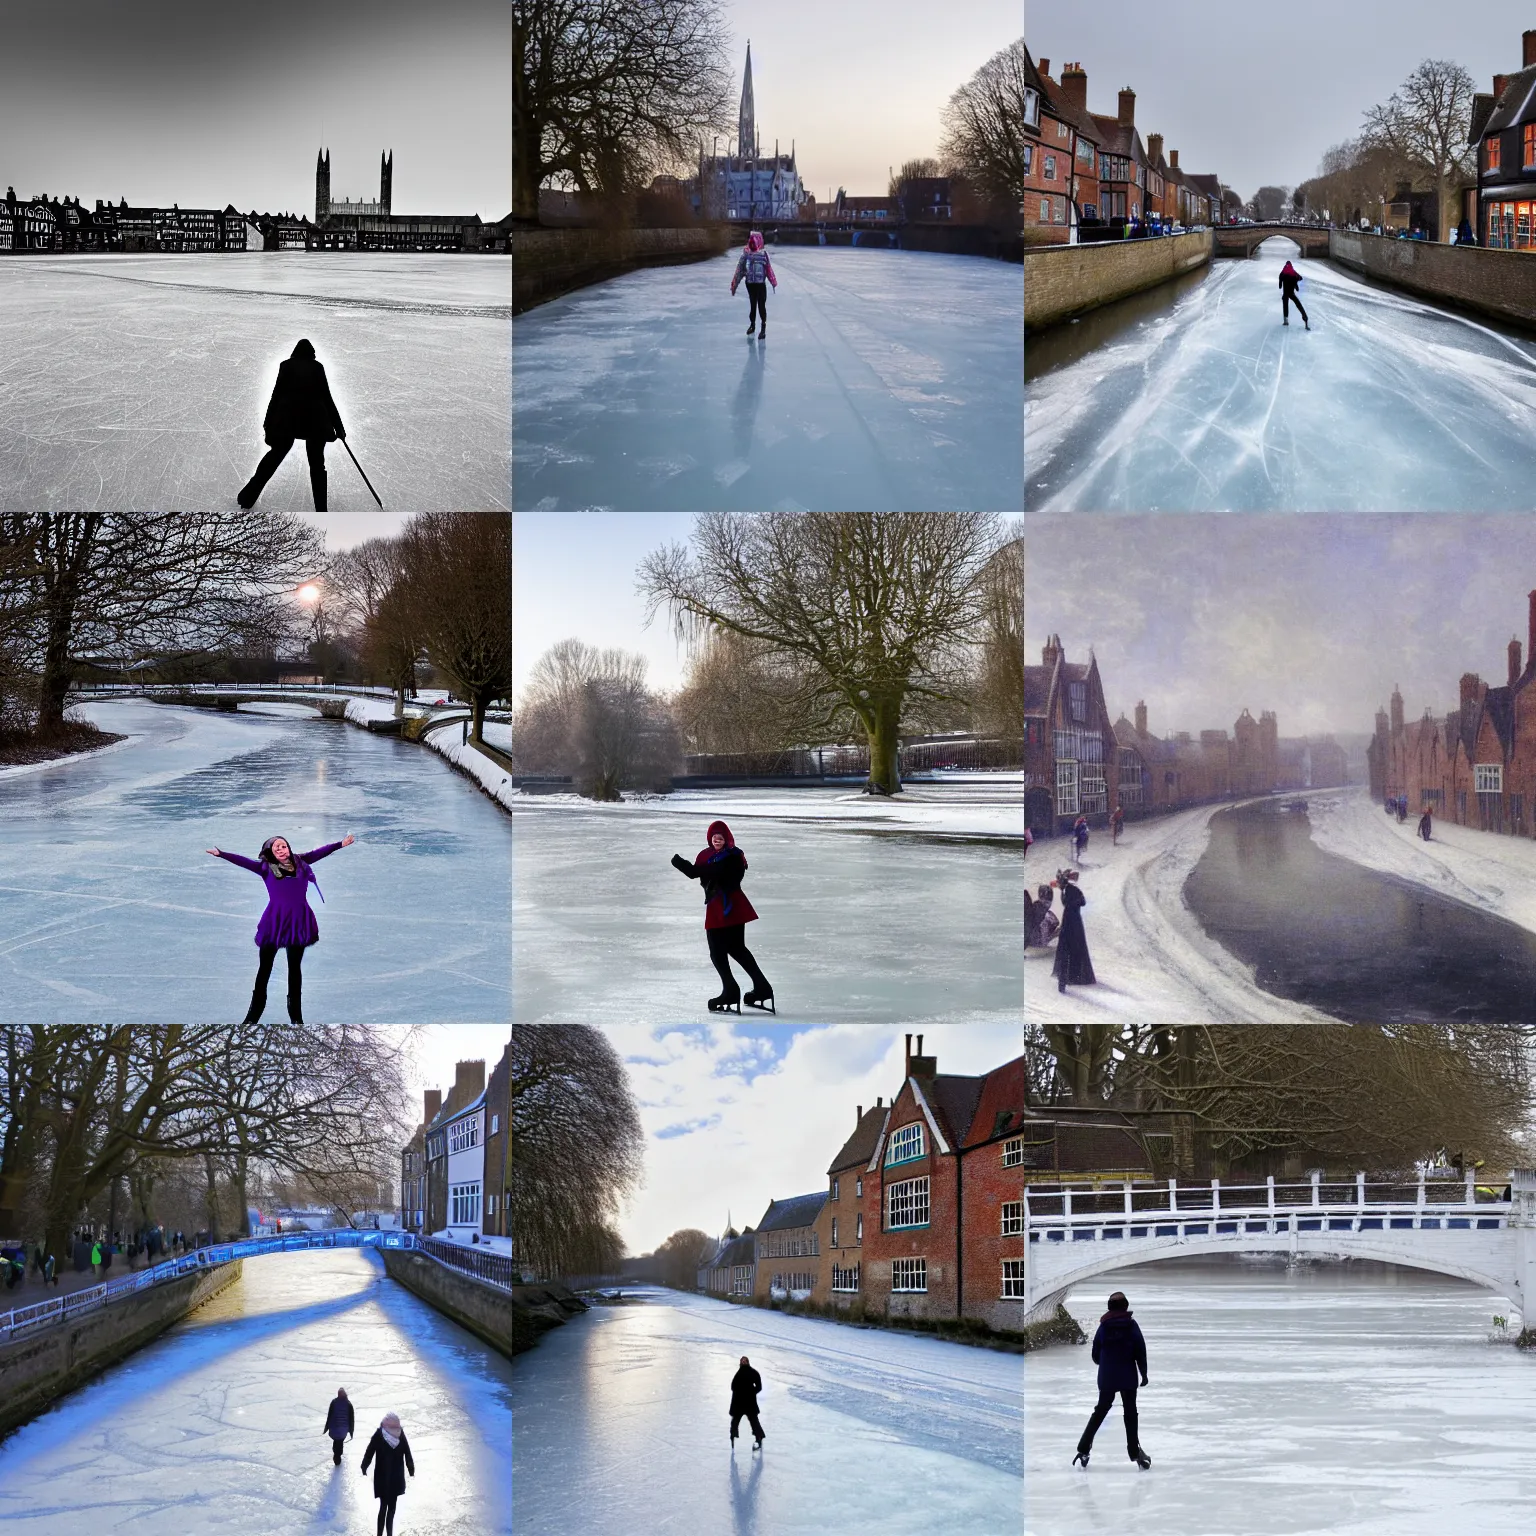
xmin=513 ymin=226 xmax=733 ymax=313
xmin=380 ymin=1249 xmax=513 ymax=1359
xmin=1025 ymin=230 xmax=1213 ymax=334
xmin=1329 ymin=230 xmax=1536 ymax=329
xmin=0 ymin=1261 xmax=240 ymax=1440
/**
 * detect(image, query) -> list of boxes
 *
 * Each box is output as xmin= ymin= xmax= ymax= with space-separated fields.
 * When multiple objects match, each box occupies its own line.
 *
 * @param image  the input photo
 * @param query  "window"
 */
xmin=831 ymin=1262 xmax=860 ymax=1292
xmin=887 ymin=1176 xmax=930 ymax=1229
xmin=1002 ymin=1260 xmax=1025 ymax=1299
xmin=1039 ymin=197 xmax=1052 ymax=224
xmin=892 ymin=1257 xmax=927 ymax=1293
xmin=1024 ymin=87 xmax=1040 ymax=129
xmin=1488 ymin=135 xmax=1503 ymax=173
xmin=1023 ymin=144 xmax=1033 ymax=177
xmin=832 ymin=1176 xmax=839 ymax=1201
xmin=489 ymin=1114 xmax=500 ymax=1135
xmin=732 ymin=1265 xmax=752 ymax=1295
xmin=487 ymin=1194 xmax=497 ymax=1217
xmin=855 ymin=1176 xmax=863 ymax=1198
xmin=887 ymin=1123 xmax=925 ymax=1165
xmin=1002 ymin=1202 xmax=1024 ymax=1236
xmin=1055 ymin=759 xmax=1079 ymax=817
xmin=1076 ymin=138 xmax=1095 ymax=168
xmin=831 ymin=1217 xmax=838 ymax=1247
xmin=1002 ymin=1138 xmax=1025 ymax=1167
xmin=1476 ymin=763 xmax=1503 ymax=794
xmin=856 ymin=1213 xmax=863 ymax=1242
xmin=449 ymin=1181 xmax=481 ymax=1226
xmin=1069 ymin=680 xmax=1087 ymax=722
xmin=448 ymin=1116 xmax=480 ymax=1154
xmin=1043 ymin=154 xmax=1056 ymax=182
xmin=1118 ymin=751 xmax=1144 ymax=807
xmin=1081 ymin=767 xmax=1108 ymax=815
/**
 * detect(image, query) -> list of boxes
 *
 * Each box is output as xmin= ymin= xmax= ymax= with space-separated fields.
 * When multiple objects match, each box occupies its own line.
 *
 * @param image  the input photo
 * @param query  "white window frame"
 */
xmin=887 ymin=1122 xmax=925 ymax=1166
xmin=856 ymin=1177 xmax=863 ymax=1198
xmin=449 ymin=1116 xmax=480 ymax=1155
xmin=1024 ymin=87 xmax=1040 ymax=129
xmin=449 ymin=1181 xmax=481 ymax=1226
xmin=831 ymin=1262 xmax=860 ymax=1292
xmin=1002 ymin=1260 xmax=1025 ymax=1299
xmin=1002 ymin=1138 xmax=1025 ymax=1168
xmin=1056 ymin=759 xmax=1079 ymax=816
xmin=831 ymin=1216 xmax=838 ymax=1247
xmin=891 ymin=1257 xmax=927 ymax=1293
xmin=887 ymin=1176 xmax=930 ymax=1230
xmin=1002 ymin=1201 xmax=1024 ymax=1235
xmin=1476 ymin=763 xmax=1503 ymax=794
xmin=489 ymin=1113 xmax=500 ymax=1135
xmin=832 ymin=1176 xmax=839 ymax=1201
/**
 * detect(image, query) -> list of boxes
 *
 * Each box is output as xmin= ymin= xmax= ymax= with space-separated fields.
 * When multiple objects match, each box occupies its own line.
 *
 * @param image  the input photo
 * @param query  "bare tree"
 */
xmin=1361 ymin=58 xmax=1477 ymax=240
xmin=1250 ymin=185 xmax=1292 ymax=223
xmin=939 ymin=38 xmax=1028 ymax=214
xmin=971 ymin=534 xmax=1022 ymax=741
xmin=671 ymin=629 xmax=804 ymax=756
xmin=638 ymin=513 xmax=1006 ymax=795
xmin=655 ymin=1226 xmax=715 ymax=1289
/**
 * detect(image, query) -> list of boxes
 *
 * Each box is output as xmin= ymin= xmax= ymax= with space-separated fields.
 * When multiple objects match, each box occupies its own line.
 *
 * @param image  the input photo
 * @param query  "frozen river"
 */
xmin=512 ymin=1288 xmax=1021 ymax=1536
xmin=1026 ymin=238 xmax=1536 ymax=511
xmin=0 ymin=700 xmax=509 ymax=1023
xmin=0 ymin=254 xmax=511 ymax=511
xmin=512 ymin=246 xmax=1023 ymax=511
xmin=1027 ymin=1258 xmax=1533 ymax=1536
xmin=0 ymin=1248 xmax=511 ymax=1534
xmin=512 ymin=792 xmax=1022 ymax=1024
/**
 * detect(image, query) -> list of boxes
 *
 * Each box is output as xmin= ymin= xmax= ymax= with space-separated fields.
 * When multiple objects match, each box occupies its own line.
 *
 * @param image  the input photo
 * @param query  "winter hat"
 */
xmin=381 ymin=1412 xmax=402 ymax=1449
xmin=259 ymin=836 xmax=298 ymax=875
xmin=1281 ymin=260 xmax=1298 ymax=276
xmin=1107 ymin=1291 xmax=1129 ymax=1312
xmin=747 ymin=231 xmax=764 ymax=252
xmin=705 ymin=819 xmax=735 ymax=851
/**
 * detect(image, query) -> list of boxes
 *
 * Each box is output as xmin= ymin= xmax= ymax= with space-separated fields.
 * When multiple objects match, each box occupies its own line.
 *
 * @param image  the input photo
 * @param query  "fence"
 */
xmin=681 ymin=738 xmax=1023 ymax=780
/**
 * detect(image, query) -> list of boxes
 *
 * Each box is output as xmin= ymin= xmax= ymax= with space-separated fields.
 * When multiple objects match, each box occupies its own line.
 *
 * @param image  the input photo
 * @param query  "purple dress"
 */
xmin=217 ymin=843 xmax=343 ymax=947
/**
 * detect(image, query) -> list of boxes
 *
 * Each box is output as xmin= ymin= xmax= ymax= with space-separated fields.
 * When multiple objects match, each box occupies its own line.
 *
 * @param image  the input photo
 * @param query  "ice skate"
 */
xmin=743 ymin=987 xmax=775 ymax=1013
xmin=747 ymin=319 xmax=755 ymax=336
xmin=1283 ymin=318 xmax=1289 ymax=326
xmin=758 ymin=323 xmax=765 ymax=339
xmin=1072 ymin=1449 xmax=1090 ymax=1468
xmin=1132 ymin=1446 xmax=1151 ymax=1470
xmin=708 ymin=992 xmax=741 ymax=1014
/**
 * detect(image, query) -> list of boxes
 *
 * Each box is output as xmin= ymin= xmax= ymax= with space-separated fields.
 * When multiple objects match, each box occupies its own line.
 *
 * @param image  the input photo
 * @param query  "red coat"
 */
xmin=672 ymin=819 xmax=759 ymax=929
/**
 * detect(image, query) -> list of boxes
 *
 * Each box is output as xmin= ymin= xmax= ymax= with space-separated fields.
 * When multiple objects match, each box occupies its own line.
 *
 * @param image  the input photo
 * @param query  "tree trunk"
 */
xmin=864 ymin=696 xmax=902 ymax=796
xmin=204 ymin=1155 xmax=222 ymax=1244
xmin=472 ymin=687 xmax=487 ymax=743
xmin=232 ymin=1152 xmax=250 ymax=1239
xmin=35 ymin=589 xmax=78 ymax=738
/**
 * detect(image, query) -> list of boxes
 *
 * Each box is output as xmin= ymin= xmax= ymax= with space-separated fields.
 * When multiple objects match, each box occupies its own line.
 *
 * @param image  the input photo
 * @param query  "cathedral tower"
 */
xmin=381 ymin=150 xmax=393 ymax=214
xmin=315 ymin=148 xmax=331 ymax=222
xmin=738 ymin=43 xmax=755 ymax=161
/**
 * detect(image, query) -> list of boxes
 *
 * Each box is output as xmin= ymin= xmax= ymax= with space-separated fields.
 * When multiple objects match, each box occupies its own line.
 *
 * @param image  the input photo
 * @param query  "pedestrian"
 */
xmin=1073 ymin=1290 xmax=1152 ymax=1470
xmin=671 ymin=820 xmax=774 ymax=1013
xmin=1024 ymin=825 xmax=1034 ymax=861
xmin=1072 ymin=815 xmax=1089 ymax=861
xmin=206 ymin=832 xmax=356 ymax=1024
xmin=1456 ymin=217 xmax=1476 ymax=246
xmin=237 ymin=339 xmax=348 ymax=510
xmin=1397 ymin=795 xmax=1407 ymax=824
xmin=43 ymin=1252 xmax=55 ymax=1286
xmin=1026 ymin=884 xmax=1061 ymax=950
xmin=324 ymin=1386 xmax=355 ymax=1466
xmin=1111 ymin=805 xmax=1125 ymax=845
xmin=1279 ymin=260 xmax=1310 ymax=330
xmin=1052 ymin=869 xmax=1096 ymax=993
xmin=360 ymin=1411 xmax=415 ymax=1536
xmin=90 ymin=1239 xmax=102 ymax=1279
xmin=729 ymin=1355 xmax=766 ymax=1450
xmin=31 ymin=1242 xmax=43 ymax=1278
xmin=1419 ymin=806 xmax=1433 ymax=841
xmin=730 ymin=231 xmax=777 ymax=340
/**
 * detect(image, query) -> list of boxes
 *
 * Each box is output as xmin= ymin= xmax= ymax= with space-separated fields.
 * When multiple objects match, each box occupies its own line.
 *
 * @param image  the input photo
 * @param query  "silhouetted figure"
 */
xmin=238 ymin=339 xmax=346 ymax=510
xmin=1279 ymin=261 xmax=1309 ymax=330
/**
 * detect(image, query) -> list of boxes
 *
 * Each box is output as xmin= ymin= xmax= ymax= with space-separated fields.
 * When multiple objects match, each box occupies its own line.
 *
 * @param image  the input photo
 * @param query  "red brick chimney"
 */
xmin=1169 ymin=149 xmax=1180 ymax=170
xmin=1147 ymin=133 xmax=1164 ymax=166
xmin=1135 ymin=701 xmax=1148 ymax=736
xmin=1038 ymin=58 xmax=1050 ymax=78
xmin=1524 ymin=29 xmax=1536 ymax=68
xmin=1511 ymin=636 xmax=1523 ymax=687
xmin=857 ymin=1104 xmax=863 ymax=1123
xmin=453 ymin=1059 xmax=486 ymax=1105
xmin=1496 ymin=73 xmax=1510 ymax=100
xmin=424 ymin=1088 xmax=442 ymax=1124
xmin=1060 ymin=63 xmax=1088 ymax=114
xmin=1118 ymin=87 xmax=1136 ymax=127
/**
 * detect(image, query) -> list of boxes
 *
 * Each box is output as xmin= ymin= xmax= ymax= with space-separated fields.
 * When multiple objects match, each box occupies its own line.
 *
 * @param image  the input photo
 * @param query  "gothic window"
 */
xmin=1068 ymin=681 xmax=1087 ymax=722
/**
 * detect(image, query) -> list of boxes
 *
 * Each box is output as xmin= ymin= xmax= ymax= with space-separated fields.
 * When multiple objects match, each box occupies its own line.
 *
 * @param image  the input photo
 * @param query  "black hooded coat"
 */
xmin=360 ymin=1427 xmax=415 ymax=1498
xmin=264 ymin=340 xmax=345 ymax=445
xmin=1091 ymin=1310 xmax=1148 ymax=1392
xmin=729 ymin=1363 xmax=763 ymax=1414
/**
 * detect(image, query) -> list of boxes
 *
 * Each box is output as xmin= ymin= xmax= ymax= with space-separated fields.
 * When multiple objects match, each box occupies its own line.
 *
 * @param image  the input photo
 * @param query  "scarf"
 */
xmin=381 ymin=1415 xmax=402 ymax=1449
xmin=701 ymin=837 xmax=738 ymax=918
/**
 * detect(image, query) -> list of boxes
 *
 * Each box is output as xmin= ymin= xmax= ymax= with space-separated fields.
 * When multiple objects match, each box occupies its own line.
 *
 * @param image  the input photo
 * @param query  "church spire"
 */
xmin=738 ymin=41 xmax=755 ymax=163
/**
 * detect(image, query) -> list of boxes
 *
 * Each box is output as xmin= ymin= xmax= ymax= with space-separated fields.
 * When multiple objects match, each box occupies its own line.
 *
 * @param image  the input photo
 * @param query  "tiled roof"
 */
xmin=962 ymin=1057 xmax=1026 ymax=1148
xmin=827 ymin=1106 xmax=887 ymax=1175
xmin=1485 ymin=66 xmax=1536 ymax=137
xmin=924 ymin=1073 xmax=986 ymax=1149
xmin=1024 ymin=665 xmax=1053 ymax=714
xmin=756 ymin=1192 xmax=827 ymax=1233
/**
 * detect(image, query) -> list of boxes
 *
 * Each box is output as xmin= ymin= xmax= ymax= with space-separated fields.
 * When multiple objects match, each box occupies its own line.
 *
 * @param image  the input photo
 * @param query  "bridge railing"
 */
xmin=1025 ymin=1172 xmax=1511 ymax=1241
xmin=420 ymin=1235 xmax=514 ymax=1291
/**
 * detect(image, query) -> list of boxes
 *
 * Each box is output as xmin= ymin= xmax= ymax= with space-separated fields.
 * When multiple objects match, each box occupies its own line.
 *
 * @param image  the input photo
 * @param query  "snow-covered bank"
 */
xmin=1025 ymin=802 xmax=1341 ymax=1024
xmin=424 ymin=724 xmax=512 ymax=813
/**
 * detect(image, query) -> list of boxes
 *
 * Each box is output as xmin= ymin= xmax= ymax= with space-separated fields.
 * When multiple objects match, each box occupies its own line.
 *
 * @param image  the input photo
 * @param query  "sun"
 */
xmin=297 ymin=583 xmax=321 ymax=605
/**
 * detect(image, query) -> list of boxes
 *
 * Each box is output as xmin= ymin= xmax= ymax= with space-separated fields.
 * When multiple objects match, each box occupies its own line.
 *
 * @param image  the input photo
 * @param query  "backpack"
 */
xmin=744 ymin=250 xmax=769 ymax=283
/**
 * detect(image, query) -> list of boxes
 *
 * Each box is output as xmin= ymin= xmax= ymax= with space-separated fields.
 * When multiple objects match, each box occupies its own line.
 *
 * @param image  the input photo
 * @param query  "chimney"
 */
xmin=876 ymin=1096 xmax=882 ymax=1108
xmin=1135 ymin=700 xmax=1148 ymax=736
xmin=1060 ymin=63 xmax=1088 ymax=115
xmin=1042 ymin=633 xmax=1063 ymax=668
xmin=908 ymin=1034 xmax=938 ymax=1079
xmin=857 ymin=1105 xmax=863 ymax=1123
xmin=904 ymin=1033 xmax=912 ymax=1073
xmin=1512 ymin=637 xmax=1524 ymax=687
xmin=1169 ymin=149 xmax=1180 ymax=170
xmin=1147 ymin=133 xmax=1163 ymax=166
xmin=453 ymin=1059 xmax=486 ymax=1105
xmin=424 ymin=1088 xmax=442 ymax=1125
xmin=1525 ymin=30 xmax=1536 ymax=69
xmin=1496 ymin=73 xmax=1510 ymax=101
xmin=1118 ymin=88 xmax=1136 ymax=127
xmin=1460 ymin=673 xmax=1483 ymax=726
xmin=1390 ymin=686 xmax=1404 ymax=736
xmin=1038 ymin=59 xmax=1050 ymax=78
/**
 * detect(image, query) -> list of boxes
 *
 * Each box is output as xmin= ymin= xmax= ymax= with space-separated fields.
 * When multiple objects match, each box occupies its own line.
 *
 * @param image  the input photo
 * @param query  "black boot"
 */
xmin=708 ymin=991 xmax=741 ymax=1013
xmin=1132 ymin=1445 xmax=1151 ymax=1470
xmin=312 ymin=467 xmax=327 ymax=513
xmin=758 ymin=322 xmax=766 ymax=339
xmin=242 ymin=990 xmax=267 ymax=1025
xmin=1072 ymin=1448 xmax=1090 ymax=1467
xmin=747 ymin=317 xmax=755 ymax=336
xmin=237 ymin=483 xmax=258 ymax=509
xmin=744 ymin=988 xmax=775 ymax=1013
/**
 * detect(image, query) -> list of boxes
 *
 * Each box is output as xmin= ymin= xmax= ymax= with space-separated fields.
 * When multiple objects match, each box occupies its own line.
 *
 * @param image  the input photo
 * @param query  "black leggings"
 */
xmin=246 ymin=942 xmax=306 ymax=1022
xmin=707 ymin=925 xmax=770 ymax=999
xmin=241 ymin=435 xmax=329 ymax=509
xmin=376 ymin=1495 xmax=398 ymax=1536
xmin=731 ymin=1408 xmax=764 ymax=1441
xmin=746 ymin=281 xmax=768 ymax=328
xmin=1282 ymin=290 xmax=1308 ymax=324
xmin=1079 ymin=1384 xmax=1139 ymax=1455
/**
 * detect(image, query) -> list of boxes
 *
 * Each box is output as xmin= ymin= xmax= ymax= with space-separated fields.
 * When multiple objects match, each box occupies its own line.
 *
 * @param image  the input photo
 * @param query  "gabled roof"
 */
xmin=1470 ymin=91 xmax=1497 ymax=147
xmin=1035 ymin=63 xmax=1100 ymax=146
xmin=828 ymin=1106 xmax=887 ymax=1175
xmin=756 ymin=1192 xmax=827 ymax=1233
xmin=962 ymin=1057 xmax=1027 ymax=1149
xmin=1483 ymin=67 xmax=1536 ymax=139
xmin=1089 ymin=114 xmax=1146 ymax=166
xmin=926 ymin=1074 xmax=986 ymax=1150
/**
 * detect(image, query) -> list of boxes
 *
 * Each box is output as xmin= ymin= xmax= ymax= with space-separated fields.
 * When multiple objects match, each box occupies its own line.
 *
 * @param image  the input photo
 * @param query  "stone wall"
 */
xmin=379 ymin=1248 xmax=513 ymax=1359
xmin=1329 ymin=230 xmax=1536 ymax=327
xmin=1025 ymin=230 xmax=1213 ymax=333
xmin=513 ymin=226 xmax=733 ymax=313
xmin=0 ymin=1262 xmax=240 ymax=1438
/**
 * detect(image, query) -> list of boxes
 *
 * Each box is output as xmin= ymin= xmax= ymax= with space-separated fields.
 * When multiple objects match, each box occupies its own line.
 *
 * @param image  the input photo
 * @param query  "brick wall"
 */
xmin=961 ymin=1139 xmax=1025 ymax=1331
xmin=1025 ymin=229 xmax=1213 ymax=333
xmin=513 ymin=226 xmax=733 ymax=313
xmin=1329 ymin=230 xmax=1536 ymax=327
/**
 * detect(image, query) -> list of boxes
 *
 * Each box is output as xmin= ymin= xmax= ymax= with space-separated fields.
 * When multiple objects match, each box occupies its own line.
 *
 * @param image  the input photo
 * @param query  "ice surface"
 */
xmin=0 ymin=1248 xmax=511 ymax=1534
xmin=0 ymin=254 xmax=510 ymax=510
xmin=1027 ymin=1259 xmax=1530 ymax=1536
xmin=513 ymin=791 xmax=1022 ymax=1023
xmin=0 ymin=700 xmax=510 ymax=1023
xmin=424 ymin=724 xmax=513 ymax=811
xmin=512 ymin=247 xmax=1023 ymax=511
xmin=1027 ymin=239 xmax=1536 ymax=511
xmin=512 ymin=1287 xmax=1021 ymax=1536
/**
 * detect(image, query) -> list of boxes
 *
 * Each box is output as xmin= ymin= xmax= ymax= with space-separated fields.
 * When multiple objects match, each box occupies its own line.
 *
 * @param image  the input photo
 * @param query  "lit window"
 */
xmin=892 ymin=1257 xmax=927 ymax=1293
xmin=1002 ymin=1260 xmax=1025 ymax=1299
xmin=887 ymin=1177 xmax=930 ymax=1229
xmin=887 ymin=1123 xmax=925 ymax=1165
xmin=1488 ymin=136 xmax=1503 ymax=173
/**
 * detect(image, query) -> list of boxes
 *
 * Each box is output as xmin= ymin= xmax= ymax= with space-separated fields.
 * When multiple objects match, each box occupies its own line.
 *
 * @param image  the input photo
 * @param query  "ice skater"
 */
xmin=1111 ymin=805 xmax=1125 ymax=845
xmin=1419 ymin=805 xmax=1434 ymax=841
xmin=361 ymin=1411 xmax=415 ymax=1536
xmin=237 ymin=339 xmax=348 ymax=510
xmin=1073 ymin=1290 xmax=1152 ymax=1470
xmin=729 ymin=1355 xmax=766 ymax=1450
xmin=1052 ymin=869 xmax=1095 ymax=993
xmin=207 ymin=833 xmax=356 ymax=1024
xmin=324 ymin=1386 xmax=355 ymax=1465
xmin=730 ymin=231 xmax=777 ymax=339
xmin=1279 ymin=260 xmax=1310 ymax=330
xmin=1072 ymin=814 xmax=1089 ymax=861
xmin=671 ymin=820 xmax=774 ymax=1013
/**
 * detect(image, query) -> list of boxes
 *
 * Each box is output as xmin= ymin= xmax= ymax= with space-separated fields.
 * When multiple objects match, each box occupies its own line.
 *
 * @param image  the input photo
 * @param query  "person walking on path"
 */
xmin=1111 ymin=805 xmax=1125 ymax=845
xmin=324 ymin=1386 xmax=355 ymax=1466
xmin=730 ymin=232 xmax=777 ymax=339
xmin=1419 ymin=806 xmax=1434 ymax=841
xmin=207 ymin=833 xmax=355 ymax=1024
xmin=1072 ymin=815 xmax=1090 ymax=862
xmin=361 ymin=1411 xmax=414 ymax=1536
xmin=1073 ymin=1291 xmax=1152 ymax=1470
xmin=729 ymin=1355 xmax=766 ymax=1450
xmin=238 ymin=339 xmax=348 ymax=510
xmin=1052 ymin=869 xmax=1096 ymax=993
xmin=672 ymin=820 xmax=774 ymax=1013
xmin=1279 ymin=260 xmax=1310 ymax=330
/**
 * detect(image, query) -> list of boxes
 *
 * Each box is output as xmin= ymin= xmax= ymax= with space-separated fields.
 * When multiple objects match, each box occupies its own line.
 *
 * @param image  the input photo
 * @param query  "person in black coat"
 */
xmin=1073 ymin=1291 xmax=1151 ymax=1469
xmin=729 ymin=1355 xmax=766 ymax=1449
xmin=360 ymin=1411 xmax=415 ymax=1536
xmin=237 ymin=339 xmax=347 ymax=510
xmin=323 ymin=1386 xmax=354 ymax=1465
xmin=1278 ymin=260 xmax=1310 ymax=330
xmin=1052 ymin=870 xmax=1095 ymax=992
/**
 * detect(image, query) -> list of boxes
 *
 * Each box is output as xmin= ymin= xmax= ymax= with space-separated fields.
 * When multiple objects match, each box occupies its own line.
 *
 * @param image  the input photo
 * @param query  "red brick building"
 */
xmin=823 ymin=1099 xmax=889 ymax=1311
xmin=1024 ymin=47 xmax=1080 ymax=241
xmin=1090 ymin=87 xmax=1151 ymax=224
xmin=1025 ymin=634 xmax=1117 ymax=836
xmin=1038 ymin=61 xmax=1101 ymax=227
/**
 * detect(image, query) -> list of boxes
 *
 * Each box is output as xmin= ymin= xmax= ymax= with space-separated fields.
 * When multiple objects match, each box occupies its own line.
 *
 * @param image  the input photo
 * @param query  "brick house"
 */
xmin=823 ymin=1099 xmax=889 ymax=1310
xmin=1090 ymin=87 xmax=1151 ymax=224
xmin=1145 ymin=134 xmax=1175 ymax=224
xmin=1469 ymin=29 xmax=1536 ymax=248
xmin=753 ymin=1193 xmax=827 ymax=1302
xmin=1024 ymin=48 xmax=1079 ymax=241
xmin=1039 ymin=61 xmax=1101 ymax=227
xmin=483 ymin=1034 xmax=510 ymax=1239
xmin=399 ymin=1087 xmax=441 ymax=1234
xmin=701 ymin=1229 xmax=756 ymax=1297
xmin=1024 ymin=634 xmax=1117 ymax=835
xmin=423 ymin=1058 xmax=485 ymax=1237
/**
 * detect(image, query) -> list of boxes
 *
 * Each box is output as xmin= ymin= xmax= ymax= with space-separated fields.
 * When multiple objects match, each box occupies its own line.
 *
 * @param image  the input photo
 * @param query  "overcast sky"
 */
xmin=0 ymin=0 xmax=509 ymax=215
xmin=601 ymin=1020 xmax=1020 ymax=1256
xmin=719 ymin=0 xmax=1019 ymax=198
xmin=1027 ymin=515 xmax=1536 ymax=739
xmin=1027 ymin=2 xmax=1534 ymax=199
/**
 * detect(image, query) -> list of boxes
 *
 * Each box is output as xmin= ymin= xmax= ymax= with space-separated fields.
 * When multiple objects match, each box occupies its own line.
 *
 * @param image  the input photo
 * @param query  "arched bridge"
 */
xmin=1025 ymin=1169 xmax=1536 ymax=1329
xmin=1213 ymin=223 xmax=1332 ymax=259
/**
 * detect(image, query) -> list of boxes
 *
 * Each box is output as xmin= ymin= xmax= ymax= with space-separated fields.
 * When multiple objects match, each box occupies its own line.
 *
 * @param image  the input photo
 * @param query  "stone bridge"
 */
xmin=1025 ymin=1169 xmax=1536 ymax=1329
xmin=1213 ymin=223 xmax=1332 ymax=259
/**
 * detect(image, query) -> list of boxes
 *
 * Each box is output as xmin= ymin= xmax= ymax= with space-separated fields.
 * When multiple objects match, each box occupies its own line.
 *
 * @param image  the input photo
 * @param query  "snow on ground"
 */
xmin=0 ymin=1248 xmax=511 ymax=1534
xmin=513 ymin=1288 xmax=1020 ymax=1536
xmin=424 ymin=723 xmax=512 ymax=811
xmin=1027 ymin=237 xmax=1536 ymax=511
xmin=1027 ymin=1260 xmax=1530 ymax=1536
xmin=1308 ymin=786 xmax=1536 ymax=935
xmin=238 ymin=700 xmax=323 ymax=718
xmin=513 ymin=246 xmax=1023 ymax=511
xmin=0 ymin=254 xmax=510 ymax=511
xmin=343 ymin=696 xmax=406 ymax=726
xmin=1025 ymin=803 xmax=1340 ymax=1025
